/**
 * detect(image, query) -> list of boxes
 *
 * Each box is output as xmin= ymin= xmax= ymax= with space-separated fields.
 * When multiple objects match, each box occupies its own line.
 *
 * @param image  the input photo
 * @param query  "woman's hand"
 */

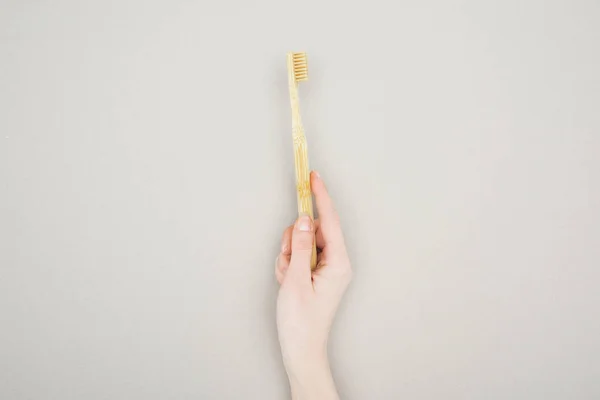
xmin=275 ymin=171 xmax=352 ymax=400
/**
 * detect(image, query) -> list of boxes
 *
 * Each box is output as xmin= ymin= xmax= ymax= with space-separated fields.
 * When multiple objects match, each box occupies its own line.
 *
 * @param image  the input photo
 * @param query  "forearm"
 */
xmin=286 ymin=355 xmax=339 ymax=400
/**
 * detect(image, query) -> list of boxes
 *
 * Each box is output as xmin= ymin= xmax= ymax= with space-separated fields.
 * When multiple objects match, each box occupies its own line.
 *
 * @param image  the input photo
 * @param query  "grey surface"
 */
xmin=1 ymin=0 xmax=599 ymax=399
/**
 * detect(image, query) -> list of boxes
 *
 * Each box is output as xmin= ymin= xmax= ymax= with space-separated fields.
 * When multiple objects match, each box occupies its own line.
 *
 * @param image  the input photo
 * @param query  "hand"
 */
xmin=275 ymin=171 xmax=352 ymax=400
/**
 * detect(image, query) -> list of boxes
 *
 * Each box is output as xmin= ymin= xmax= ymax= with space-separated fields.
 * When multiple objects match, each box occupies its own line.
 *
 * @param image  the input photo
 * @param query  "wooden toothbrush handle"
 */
xmin=293 ymin=124 xmax=318 ymax=270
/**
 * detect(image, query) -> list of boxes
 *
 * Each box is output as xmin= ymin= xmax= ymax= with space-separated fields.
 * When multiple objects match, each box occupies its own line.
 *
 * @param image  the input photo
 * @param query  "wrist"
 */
xmin=286 ymin=354 xmax=339 ymax=400
xmin=280 ymin=337 xmax=328 ymax=374
xmin=285 ymin=350 xmax=328 ymax=378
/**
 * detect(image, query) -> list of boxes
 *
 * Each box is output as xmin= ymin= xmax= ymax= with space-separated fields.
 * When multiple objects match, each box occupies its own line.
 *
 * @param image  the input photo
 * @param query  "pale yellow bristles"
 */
xmin=292 ymin=52 xmax=308 ymax=82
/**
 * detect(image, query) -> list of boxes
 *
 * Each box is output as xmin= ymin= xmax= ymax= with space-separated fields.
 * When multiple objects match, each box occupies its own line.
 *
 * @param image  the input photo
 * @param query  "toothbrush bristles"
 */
xmin=292 ymin=52 xmax=308 ymax=82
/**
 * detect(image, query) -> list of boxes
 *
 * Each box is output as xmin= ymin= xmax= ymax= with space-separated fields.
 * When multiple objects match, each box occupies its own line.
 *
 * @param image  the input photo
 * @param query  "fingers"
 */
xmin=314 ymin=219 xmax=326 ymax=249
xmin=277 ymin=220 xmax=326 ymax=285
xmin=277 ymin=172 xmax=340 ymax=287
xmin=281 ymin=225 xmax=293 ymax=256
xmin=311 ymin=171 xmax=344 ymax=247
xmin=286 ymin=215 xmax=314 ymax=287
xmin=275 ymin=253 xmax=290 ymax=284
xmin=275 ymin=225 xmax=293 ymax=284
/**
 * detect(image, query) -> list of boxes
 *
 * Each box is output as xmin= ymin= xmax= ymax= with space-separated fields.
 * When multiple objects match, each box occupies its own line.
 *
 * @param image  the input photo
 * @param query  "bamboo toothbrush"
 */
xmin=287 ymin=51 xmax=317 ymax=270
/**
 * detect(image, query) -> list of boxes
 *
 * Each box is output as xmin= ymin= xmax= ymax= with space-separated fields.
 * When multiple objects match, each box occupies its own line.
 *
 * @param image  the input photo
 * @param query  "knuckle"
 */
xmin=336 ymin=268 xmax=353 ymax=286
xmin=334 ymin=261 xmax=353 ymax=283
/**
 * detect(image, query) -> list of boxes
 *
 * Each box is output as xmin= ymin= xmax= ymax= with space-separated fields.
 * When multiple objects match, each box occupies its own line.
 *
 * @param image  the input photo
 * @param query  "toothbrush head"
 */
xmin=291 ymin=52 xmax=308 ymax=83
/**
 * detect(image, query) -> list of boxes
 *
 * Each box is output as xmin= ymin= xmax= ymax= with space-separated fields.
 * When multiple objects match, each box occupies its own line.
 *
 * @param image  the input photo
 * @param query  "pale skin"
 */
xmin=275 ymin=171 xmax=353 ymax=400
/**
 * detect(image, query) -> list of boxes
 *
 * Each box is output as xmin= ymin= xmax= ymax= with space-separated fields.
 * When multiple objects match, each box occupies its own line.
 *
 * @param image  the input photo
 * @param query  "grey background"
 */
xmin=1 ymin=0 xmax=599 ymax=399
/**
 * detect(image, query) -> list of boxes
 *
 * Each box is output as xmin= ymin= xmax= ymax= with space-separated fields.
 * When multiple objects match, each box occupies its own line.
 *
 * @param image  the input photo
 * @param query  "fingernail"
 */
xmin=296 ymin=215 xmax=312 ymax=232
xmin=281 ymin=242 xmax=288 ymax=253
xmin=313 ymin=170 xmax=321 ymax=179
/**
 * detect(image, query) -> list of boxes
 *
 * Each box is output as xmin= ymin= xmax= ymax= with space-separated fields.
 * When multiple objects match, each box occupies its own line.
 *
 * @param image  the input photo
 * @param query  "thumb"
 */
xmin=286 ymin=214 xmax=314 ymax=286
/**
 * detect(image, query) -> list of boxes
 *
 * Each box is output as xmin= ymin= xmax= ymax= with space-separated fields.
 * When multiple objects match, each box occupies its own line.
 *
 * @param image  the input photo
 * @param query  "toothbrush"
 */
xmin=287 ymin=52 xmax=317 ymax=270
